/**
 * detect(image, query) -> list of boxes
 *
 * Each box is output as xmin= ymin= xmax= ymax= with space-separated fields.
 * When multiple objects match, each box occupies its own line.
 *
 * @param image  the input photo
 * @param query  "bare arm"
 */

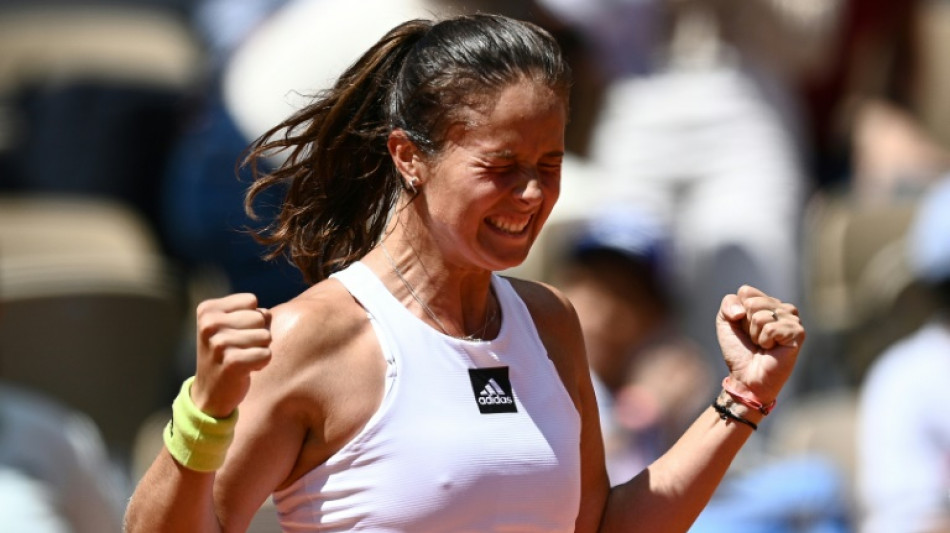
xmin=124 ymin=294 xmax=303 ymax=533
xmin=525 ymin=280 xmax=804 ymax=532
xmin=596 ymin=285 xmax=805 ymax=531
xmin=598 ymin=405 xmax=759 ymax=531
xmin=124 ymin=285 xmax=384 ymax=533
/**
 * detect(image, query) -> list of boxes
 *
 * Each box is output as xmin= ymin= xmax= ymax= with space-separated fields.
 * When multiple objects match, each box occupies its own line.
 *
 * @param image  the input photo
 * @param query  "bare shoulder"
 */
xmin=503 ymin=276 xmax=586 ymax=399
xmin=504 ymin=276 xmax=580 ymax=341
xmin=262 ymin=277 xmax=384 ymax=411
xmin=268 ymin=277 xmax=373 ymax=363
xmin=241 ymin=276 xmax=386 ymax=484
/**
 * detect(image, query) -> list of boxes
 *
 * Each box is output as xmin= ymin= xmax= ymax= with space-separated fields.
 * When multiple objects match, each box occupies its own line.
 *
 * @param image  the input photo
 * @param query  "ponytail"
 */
xmin=243 ymin=14 xmax=569 ymax=285
xmin=243 ymin=20 xmax=432 ymax=284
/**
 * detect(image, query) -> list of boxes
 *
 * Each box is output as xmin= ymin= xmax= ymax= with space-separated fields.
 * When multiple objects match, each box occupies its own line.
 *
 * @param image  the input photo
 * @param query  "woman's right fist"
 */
xmin=191 ymin=293 xmax=272 ymax=418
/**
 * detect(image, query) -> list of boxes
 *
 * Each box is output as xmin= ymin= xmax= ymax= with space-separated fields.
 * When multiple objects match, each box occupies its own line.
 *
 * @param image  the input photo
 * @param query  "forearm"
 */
xmin=599 ymin=401 xmax=763 ymax=532
xmin=124 ymin=449 xmax=222 ymax=533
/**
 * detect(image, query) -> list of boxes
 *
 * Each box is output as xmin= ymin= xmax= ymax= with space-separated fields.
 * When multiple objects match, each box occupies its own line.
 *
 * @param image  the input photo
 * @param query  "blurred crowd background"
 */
xmin=1 ymin=0 xmax=949 ymax=531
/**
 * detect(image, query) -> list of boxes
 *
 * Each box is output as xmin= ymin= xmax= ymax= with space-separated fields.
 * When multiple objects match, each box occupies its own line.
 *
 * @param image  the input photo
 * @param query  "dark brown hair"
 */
xmin=243 ymin=13 xmax=571 ymax=283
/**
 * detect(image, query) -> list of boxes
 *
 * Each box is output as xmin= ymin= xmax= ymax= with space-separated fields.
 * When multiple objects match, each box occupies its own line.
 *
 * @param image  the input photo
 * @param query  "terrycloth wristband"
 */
xmin=163 ymin=376 xmax=238 ymax=472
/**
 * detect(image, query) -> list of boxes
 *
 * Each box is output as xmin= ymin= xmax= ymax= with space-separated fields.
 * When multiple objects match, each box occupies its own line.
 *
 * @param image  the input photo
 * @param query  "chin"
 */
xmin=485 ymin=248 xmax=533 ymax=272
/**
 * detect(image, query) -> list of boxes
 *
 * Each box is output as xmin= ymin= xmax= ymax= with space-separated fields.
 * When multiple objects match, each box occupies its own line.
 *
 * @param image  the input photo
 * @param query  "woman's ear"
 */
xmin=388 ymin=129 xmax=424 ymax=190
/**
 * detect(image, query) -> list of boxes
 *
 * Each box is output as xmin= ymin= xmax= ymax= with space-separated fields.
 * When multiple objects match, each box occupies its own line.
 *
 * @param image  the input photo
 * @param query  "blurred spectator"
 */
xmin=791 ymin=0 xmax=950 ymax=398
xmin=548 ymin=208 xmax=854 ymax=531
xmin=160 ymin=92 xmax=307 ymax=309
xmin=0 ymin=383 xmax=125 ymax=533
xmin=192 ymin=0 xmax=292 ymax=74
xmin=160 ymin=0 xmax=306 ymax=309
xmin=797 ymin=0 xmax=950 ymax=196
xmin=691 ymin=453 xmax=852 ymax=533
xmin=538 ymin=0 xmax=839 ymax=375
xmin=856 ymin=175 xmax=950 ymax=533
xmin=550 ymin=208 xmax=714 ymax=484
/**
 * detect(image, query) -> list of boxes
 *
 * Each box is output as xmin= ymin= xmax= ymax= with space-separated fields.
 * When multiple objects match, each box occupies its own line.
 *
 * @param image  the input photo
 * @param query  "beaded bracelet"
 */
xmin=163 ymin=376 xmax=238 ymax=472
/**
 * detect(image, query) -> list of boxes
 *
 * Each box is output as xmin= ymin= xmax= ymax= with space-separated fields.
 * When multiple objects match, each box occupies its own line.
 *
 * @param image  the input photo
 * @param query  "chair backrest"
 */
xmin=802 ymin=193 xmax=936 ymax=383
xmin=0 ymin=194 xmax=184 ymax=456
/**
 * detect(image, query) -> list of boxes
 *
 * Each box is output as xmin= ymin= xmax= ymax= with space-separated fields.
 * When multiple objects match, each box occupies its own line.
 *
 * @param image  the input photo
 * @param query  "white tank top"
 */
xmin=273 ymin=261 xmax=582 ymax=532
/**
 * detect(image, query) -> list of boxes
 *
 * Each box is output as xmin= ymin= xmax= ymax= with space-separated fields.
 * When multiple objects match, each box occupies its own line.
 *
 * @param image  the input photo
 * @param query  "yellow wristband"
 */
xmin=163 ymin=376 xmax=238 ymax=472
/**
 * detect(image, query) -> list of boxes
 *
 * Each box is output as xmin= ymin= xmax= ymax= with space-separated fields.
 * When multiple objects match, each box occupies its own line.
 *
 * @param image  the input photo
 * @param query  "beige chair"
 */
xmin=802 ymin=192 xmax=935 ymax=382
xmin=767 ymin=389 xmax=860 ymax=512
xmin=0 ymin=194 xmax=185 ymax=456
xmin=0 ymin=4 xmax=200 ymax=95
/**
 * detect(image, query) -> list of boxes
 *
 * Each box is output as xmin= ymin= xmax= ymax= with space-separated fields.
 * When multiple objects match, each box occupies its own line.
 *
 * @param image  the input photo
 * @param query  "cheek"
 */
xmin=534 ymin=182 xmax=561 ymax=228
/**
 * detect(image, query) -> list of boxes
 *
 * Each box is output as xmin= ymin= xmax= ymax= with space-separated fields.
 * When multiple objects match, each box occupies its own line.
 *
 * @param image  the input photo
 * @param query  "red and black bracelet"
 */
xmin=712 ymin=397 xmax=758 ymax=431
xmin=722 ymin=376 xmax=776 ymax=416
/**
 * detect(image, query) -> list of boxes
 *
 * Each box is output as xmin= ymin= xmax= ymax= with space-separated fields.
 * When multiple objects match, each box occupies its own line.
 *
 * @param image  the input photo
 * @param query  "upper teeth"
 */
xmin=490 ymin=217 xmax=529 ymax=233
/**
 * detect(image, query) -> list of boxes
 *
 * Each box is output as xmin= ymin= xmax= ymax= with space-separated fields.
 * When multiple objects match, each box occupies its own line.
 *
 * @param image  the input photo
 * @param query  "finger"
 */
xmin=197 ymin=293 xmax=260 ymax=316
xmin=772 ymin=317 xmax=806 ymax=347
xmin=769 ymin=327 xmax=803 ymax=349
xmin=197 ymin=307 xmax=269 ymax=342
xmin=221 ymin=346 xmax=272 ymax=372
xmin=257 ymin=307 xmax=272 ymax=328
xmin=736 ymin=284 xmax=768 ymax=301
xmin=718 ymin=293 xmax=746 ymax=322
xmin=756 ymin=322 xmax=778 ymax=349
xmin=740 ymin=293 xmax=781 ymax=315
xmin=207 ymin=329 xmax=272 ymax=362
xmin=209 ymin=328 xmax=272 ymax=350
xmin=218 ymin=308 xmax=269 ymax=330
xmin=756 ymin=314 xmax=805 ymax=350
xmin=748 ymin=307 xmax=780 ymax=346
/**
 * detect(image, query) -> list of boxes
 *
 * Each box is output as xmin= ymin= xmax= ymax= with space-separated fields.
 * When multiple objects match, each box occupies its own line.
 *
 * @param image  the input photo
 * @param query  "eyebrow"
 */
xmin=482 ymin=149 xmax=565 ymax=159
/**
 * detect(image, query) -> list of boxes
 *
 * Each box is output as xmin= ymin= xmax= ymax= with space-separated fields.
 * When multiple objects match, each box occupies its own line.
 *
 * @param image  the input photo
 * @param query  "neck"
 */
xmin=370 ymin=236 xmax=499 ymax=340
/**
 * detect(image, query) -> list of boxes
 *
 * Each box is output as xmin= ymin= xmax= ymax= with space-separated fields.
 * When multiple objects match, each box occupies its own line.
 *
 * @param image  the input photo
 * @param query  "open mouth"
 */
xmin=486 ymin=215 xmax=532 ymax=235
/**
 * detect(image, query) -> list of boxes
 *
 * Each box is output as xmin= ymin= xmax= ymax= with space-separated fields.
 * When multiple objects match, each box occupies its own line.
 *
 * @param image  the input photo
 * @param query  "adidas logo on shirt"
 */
xmin=479 ymin=379 xmax=514 ymax=406
xmin=468 ymin=367 xmax=517 ymax=414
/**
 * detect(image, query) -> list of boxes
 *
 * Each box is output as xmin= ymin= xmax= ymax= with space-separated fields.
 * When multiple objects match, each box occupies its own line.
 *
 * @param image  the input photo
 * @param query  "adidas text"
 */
xmin=478 ymin=396 xmax=514 ymax=405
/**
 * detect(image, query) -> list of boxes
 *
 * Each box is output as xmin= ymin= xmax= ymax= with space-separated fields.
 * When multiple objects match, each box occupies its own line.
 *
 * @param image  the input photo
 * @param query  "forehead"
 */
xmin=444 ymin=80 xmax=567 ymax=152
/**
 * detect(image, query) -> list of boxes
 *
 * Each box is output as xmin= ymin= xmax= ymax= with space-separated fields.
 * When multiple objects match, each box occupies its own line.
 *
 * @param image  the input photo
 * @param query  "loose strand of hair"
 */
xmin=242 ymin=20 xmax=433 ymax=283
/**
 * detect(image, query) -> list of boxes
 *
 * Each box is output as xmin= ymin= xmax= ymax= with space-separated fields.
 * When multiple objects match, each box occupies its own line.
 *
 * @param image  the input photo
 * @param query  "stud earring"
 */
xmin=407 ymin=177 xmax=420 ymax=194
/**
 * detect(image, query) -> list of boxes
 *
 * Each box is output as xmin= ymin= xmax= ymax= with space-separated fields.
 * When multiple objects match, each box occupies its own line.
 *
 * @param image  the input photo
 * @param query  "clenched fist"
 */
xmin=715 ymin=285 xmax=806 ymax=406
xmin=191 ymin=293 xmax=272 ymax=418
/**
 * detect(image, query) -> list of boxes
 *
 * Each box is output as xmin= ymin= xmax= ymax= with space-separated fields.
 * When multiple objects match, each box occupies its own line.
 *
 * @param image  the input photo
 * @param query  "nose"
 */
xmin=516 ymin=170 xmax=544 ymax=206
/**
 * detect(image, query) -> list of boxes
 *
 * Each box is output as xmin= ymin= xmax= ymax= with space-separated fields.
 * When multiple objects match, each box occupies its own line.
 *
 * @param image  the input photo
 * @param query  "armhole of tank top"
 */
xmin=498 ymin=275 xmax=580 ymax=417
xmin=348 ymin=309 xmax=397 ymax=446
xmin=495 ymin=275 xmax=549 ymax=359
xmin=367 ymin=310 xmax=397 ymax=396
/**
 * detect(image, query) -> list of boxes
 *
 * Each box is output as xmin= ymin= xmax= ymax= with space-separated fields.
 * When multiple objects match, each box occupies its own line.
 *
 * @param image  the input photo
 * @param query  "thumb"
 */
xmin=718 ymin=293 xmax=746 ymax=323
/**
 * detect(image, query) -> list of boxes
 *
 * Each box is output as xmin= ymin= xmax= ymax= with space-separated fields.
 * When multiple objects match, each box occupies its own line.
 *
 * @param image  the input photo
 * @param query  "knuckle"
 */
xmin=234 ymin=292 xmax=259 ymax=309
xmin=258 ymin=329 xmax=272 ymax=345
xmin=220 ymin=346 xmax=247 ymax=369
xmin=196 ymin=299 xmax=215 ymax=316
xmin=197 ymin=323 xmax=211 ymax=340
xmin=253 ymin=348 xmax=273 ymax=364
xmin=197 ymin=314 xmax=221 ymax=339
xmin=207 ymin=334 xmax=229 ymax=355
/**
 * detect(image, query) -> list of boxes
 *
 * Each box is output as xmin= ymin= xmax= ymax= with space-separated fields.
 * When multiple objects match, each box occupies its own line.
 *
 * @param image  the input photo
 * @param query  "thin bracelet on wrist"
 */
xmin=712 ymin=392 xmax=758 ymax=431
xmin=721 ymin=376 xmax=776 ymax=415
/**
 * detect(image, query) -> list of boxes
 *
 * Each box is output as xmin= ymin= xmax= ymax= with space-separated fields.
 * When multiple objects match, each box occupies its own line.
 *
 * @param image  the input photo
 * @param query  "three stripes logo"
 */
xmin=468 ymin=367 xmax=517 ymax=414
